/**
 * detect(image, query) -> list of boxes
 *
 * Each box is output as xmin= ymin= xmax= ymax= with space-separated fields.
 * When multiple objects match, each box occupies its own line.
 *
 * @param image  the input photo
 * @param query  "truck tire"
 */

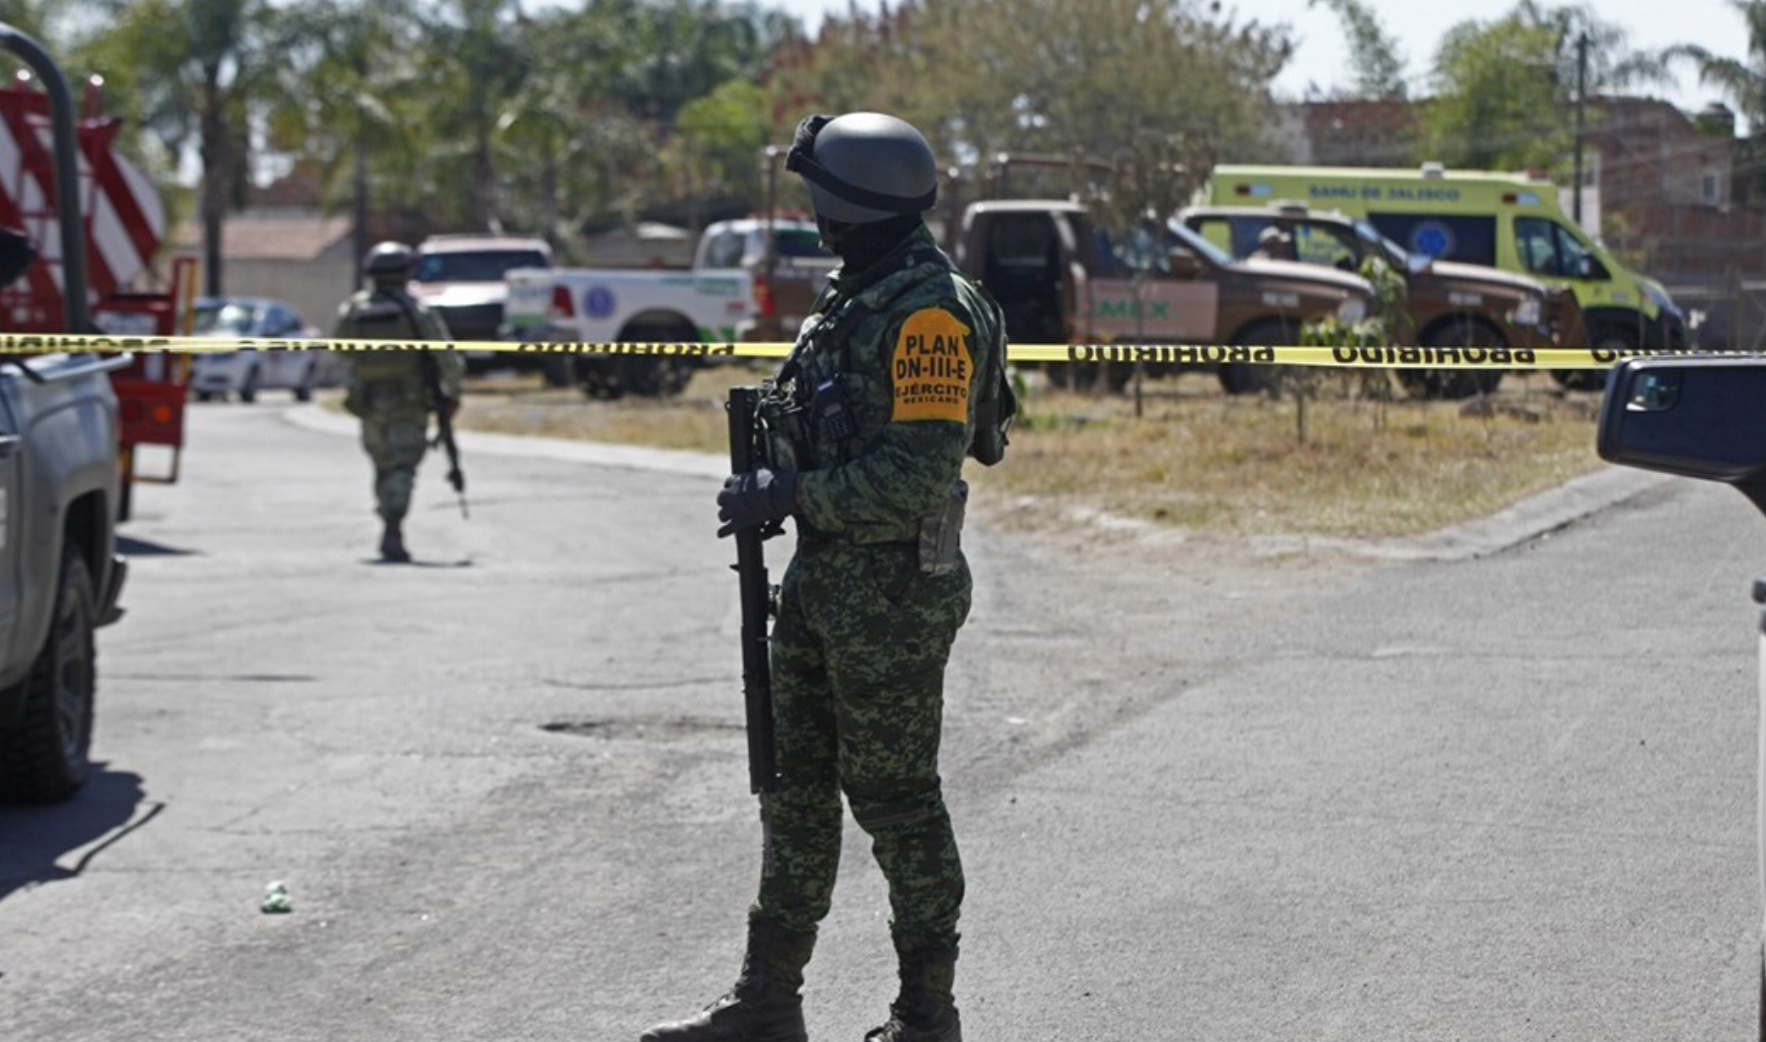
xmin=1399 ymin=318 xmax=1504 ymax=400
xmin=0 ymin=546 xmax=98 ymax=803
xmin=619 ymin=355 xmax=694 ymax=398
xmin=608 ymin=320 xmax=699 ymax=399
xmin=1219 ymin=320 xmax=1296 ymax=397
xmin=574 ymin=359 xmax=625 ymax=400
xmin=1552 ymin=321 xmax=1631 ymax=392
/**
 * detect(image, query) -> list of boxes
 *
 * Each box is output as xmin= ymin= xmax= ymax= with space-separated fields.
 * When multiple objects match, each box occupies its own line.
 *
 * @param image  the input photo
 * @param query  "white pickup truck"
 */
xmin=502 ymin=264 xmax=755 ymax=398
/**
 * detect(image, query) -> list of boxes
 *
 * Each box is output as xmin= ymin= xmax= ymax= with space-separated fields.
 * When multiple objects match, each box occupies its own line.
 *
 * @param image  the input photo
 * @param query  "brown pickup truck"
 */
xmin=953 ymin=199 xmax=1375 ymax=394
xmin=1178 ymin=203 xmax=1580 ymax=398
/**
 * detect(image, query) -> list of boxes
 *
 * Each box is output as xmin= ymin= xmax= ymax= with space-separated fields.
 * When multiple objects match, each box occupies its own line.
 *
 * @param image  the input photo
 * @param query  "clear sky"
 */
xmin=764 ymin=0 xmax=1757 ymax=116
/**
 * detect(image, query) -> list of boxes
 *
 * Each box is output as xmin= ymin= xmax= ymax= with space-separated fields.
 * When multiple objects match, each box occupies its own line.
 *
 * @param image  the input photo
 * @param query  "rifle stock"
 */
xmin=727 ymin=385 xmax=778 ymax=794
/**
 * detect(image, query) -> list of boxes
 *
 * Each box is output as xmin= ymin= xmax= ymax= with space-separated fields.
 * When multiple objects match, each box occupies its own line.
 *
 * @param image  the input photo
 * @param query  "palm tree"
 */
xmin=1662 ymin=0 xmax=1766 ymax=131
xmin=75 ymin=0 xmax=281 ymax=295
xmin=270 ymin=0 xmax=423 ymax=283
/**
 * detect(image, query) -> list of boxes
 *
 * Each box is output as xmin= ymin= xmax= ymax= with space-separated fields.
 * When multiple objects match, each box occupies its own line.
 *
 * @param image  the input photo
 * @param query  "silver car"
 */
xmin=188 ymin=296 xmax=341 ymax=403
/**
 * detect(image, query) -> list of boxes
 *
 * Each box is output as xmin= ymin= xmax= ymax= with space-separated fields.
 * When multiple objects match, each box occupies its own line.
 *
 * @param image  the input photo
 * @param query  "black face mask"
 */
xmin=816 ymin=213 xmax=852 ymax=252
xmin=826 ymin=214 xmax=923 ymax=273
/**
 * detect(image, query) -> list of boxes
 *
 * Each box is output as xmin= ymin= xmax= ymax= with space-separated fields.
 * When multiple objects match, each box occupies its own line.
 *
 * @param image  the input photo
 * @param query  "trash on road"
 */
xmin=261 ymin=881 xmax=292 ymax=914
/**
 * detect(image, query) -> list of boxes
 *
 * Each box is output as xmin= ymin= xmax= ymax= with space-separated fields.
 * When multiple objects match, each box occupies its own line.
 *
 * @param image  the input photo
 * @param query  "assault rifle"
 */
xmin=420 ymin=351 xmax=468 ymax=519
xmin=726 ymin=385 xmax=780 ymax=794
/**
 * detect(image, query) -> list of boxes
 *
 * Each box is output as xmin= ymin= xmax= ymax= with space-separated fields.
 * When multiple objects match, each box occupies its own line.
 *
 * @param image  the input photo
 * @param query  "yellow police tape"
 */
xmin=0 ymin=332 xmax=1739 ymax=370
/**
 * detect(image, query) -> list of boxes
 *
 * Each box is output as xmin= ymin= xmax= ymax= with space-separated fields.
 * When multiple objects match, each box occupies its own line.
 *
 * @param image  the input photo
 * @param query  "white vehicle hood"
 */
xmin=413 ymin=283 xmax=507 ymax=308
xmin=1239 ymin=257 xmax=1371 ymax=294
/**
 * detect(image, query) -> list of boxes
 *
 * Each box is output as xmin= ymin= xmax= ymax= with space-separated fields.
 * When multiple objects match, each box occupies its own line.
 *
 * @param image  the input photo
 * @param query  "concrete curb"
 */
xmin=1249 ymin=465 xmax=1673 ymax=561
xmin=281 ymin=401 xmax=728 ymax=479
xmin=281 ymin=402 xmax=1670 ymax=562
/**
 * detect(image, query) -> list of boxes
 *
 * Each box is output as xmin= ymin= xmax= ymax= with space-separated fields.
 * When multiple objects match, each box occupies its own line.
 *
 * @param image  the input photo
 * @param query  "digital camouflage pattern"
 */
xmin=332 ymin=287 xmax=461 ymax=522
xmin=755 ymin=224 xmax=1004 ymax=955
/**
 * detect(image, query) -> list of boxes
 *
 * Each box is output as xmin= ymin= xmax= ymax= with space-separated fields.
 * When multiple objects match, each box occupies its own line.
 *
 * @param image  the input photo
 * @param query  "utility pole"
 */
xmin=1573 ymin=31 xmax=1588 ymax=228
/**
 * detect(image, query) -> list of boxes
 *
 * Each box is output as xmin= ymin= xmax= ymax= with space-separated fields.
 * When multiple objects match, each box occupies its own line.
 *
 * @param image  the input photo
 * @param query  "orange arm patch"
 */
xmin=890 ymin=308 xmax=973 ymax=424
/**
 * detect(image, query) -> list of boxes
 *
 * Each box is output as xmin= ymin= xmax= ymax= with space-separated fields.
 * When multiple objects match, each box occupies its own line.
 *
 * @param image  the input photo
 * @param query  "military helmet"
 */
xmin=786 ymin=112 xmax=937 ymax=225
xmin=363 ymin=241 xmax=414 ymax=284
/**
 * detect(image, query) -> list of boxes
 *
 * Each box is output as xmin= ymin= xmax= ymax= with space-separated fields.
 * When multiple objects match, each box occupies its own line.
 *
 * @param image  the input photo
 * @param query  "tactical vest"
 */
xmin=337 ymin=289 xmax=445 ymax=383
xmin=771 ymin=239 xmax=1013 ymax=476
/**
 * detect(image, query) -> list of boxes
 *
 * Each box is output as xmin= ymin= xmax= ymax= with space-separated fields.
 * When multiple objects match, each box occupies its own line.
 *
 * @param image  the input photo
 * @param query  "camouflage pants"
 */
xmin=357 ymin=391 xmax=430 ymax=522
xmin=754 ymin=539 xmax=971 ymax=952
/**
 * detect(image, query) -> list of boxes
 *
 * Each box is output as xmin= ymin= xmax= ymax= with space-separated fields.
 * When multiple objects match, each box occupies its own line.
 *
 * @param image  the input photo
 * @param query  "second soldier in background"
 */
xmin=333 ymin=241 xmax=463 ymax=564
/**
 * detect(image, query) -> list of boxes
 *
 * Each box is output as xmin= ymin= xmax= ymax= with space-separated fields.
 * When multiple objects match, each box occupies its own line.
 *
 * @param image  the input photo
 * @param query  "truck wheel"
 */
xmin=615 ymin=322 xmax=698 ymax=398
xmin=1399 ymin=318 xmax=1504 ymax=400
xmin=1219 ymin=320 xmax=1295 ymax=397
xmin=621 ymin=357 xmax=694 ymax=398
xmin=0 ymin=547 xmax=98 ymax=803
xmin=1552 ymin=322 xmax=1630 ymax=392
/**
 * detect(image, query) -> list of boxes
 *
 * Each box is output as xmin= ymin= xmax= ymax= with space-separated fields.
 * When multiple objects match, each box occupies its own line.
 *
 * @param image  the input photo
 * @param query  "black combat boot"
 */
xmin=640 ymin=917 xmax=816 ymax=1042
xmin=378 ymin=519 xmax=410 ymax=563
xmin=864 ymin=940 xmax=960 ymax=1042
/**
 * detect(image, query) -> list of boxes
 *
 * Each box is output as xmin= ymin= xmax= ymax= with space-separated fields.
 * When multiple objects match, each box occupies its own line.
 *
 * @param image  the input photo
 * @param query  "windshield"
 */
xmin=414 ymin=250 xmax=550 ymax=283
xmin=1353 ymin=219 xmax=1408 ymax=267
xmin=192 ymin=302 xmax=258 ymax=336
xmin=1164 ymin=219 xmax=1235 ymax=267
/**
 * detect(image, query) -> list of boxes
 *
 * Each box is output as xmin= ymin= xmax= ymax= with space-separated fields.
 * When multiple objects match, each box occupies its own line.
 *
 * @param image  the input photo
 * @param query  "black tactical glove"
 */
xmin=717 ymin=468 xmax=797 ymax=537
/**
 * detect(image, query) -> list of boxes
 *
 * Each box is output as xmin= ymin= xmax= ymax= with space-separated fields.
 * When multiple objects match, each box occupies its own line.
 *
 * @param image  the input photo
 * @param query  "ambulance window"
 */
xmin=1552 ymin=222 xmax=1607 ymax=281
xmin=1515 ymin=218 xmax=1565 ymax=277
xmin=1367 ymin=213 xmax=1495 ymax=266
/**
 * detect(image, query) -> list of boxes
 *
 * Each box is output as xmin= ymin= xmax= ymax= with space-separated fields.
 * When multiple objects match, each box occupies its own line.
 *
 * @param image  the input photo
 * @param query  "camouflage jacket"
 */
xmin=777 ymin=224 xmax=1005 ymax=544
xmin=333 ymin=287 xmax=463 ymax=396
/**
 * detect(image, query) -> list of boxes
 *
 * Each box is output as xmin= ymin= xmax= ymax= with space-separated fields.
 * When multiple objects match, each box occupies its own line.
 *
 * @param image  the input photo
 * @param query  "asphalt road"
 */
xmin=1 ymin=397 xmax=1758 ymax=1041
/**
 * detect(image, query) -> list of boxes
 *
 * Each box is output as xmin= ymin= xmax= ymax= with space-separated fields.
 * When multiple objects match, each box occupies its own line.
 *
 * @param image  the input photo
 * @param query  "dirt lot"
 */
xmin=442 ymin=361 xmax=1607 ymax=553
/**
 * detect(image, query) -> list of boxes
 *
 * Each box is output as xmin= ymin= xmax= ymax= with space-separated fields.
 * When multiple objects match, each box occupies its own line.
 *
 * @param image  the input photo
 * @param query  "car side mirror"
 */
xmin=1598 ymin=357 xmax=1766 ymax=514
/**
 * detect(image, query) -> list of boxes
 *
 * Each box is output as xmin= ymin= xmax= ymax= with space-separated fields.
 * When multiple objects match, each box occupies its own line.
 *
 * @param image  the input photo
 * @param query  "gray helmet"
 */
xmin=364 ymin=241 xmax=413 ymax=284
xmin=786 ymin=112 xmax=937 ymax=225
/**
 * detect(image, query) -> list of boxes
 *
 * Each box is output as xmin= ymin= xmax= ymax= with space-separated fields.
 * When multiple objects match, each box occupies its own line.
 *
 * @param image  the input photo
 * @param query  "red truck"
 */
xmin=0 ymin=51 xmax=193 ymax=518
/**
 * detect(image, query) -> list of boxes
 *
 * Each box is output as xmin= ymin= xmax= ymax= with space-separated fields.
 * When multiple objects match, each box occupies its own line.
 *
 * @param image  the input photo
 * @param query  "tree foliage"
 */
xmin=767 ymin=0 xmax=1291 ymax=232
xmin=1309 ymin=0 xmax=1407 ymax=100
xmin=1663 ymin=0 xmax=1766 ymax=131
xmin=1421 ymin=1 xmax=1661 ymax=172
xmin=31 ymin=0 xmax=1293 ymax=280
xmin=70 ymin=0 xmax=282 ymax=293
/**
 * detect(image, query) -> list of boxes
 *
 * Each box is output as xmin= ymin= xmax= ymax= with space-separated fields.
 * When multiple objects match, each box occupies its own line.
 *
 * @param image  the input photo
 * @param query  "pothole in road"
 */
xmin=540 ymin=716 xmax=742 ymax=741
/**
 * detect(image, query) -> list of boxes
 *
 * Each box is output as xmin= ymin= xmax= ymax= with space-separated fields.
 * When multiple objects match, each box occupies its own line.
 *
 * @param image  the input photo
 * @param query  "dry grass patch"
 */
xmin=449 ymin=364 xmax=1605 ymax=541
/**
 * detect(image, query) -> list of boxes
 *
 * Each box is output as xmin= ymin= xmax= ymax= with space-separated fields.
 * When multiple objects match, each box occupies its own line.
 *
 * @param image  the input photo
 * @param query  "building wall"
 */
xmin=219 ymin=257 xmax=357 ymax=333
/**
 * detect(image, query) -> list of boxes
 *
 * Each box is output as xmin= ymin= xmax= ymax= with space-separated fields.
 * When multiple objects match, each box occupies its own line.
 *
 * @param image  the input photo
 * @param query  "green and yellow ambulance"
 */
xmin=1206 ymin=163 xmax=1689 ymax=352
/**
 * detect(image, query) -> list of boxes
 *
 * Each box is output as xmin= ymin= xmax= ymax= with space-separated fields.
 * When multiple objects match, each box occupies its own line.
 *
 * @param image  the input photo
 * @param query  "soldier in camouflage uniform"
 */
xmin=644 ymin=113 xmax=1009 ymax=1042
xmin=332 ymin=241 xmax=463 ymax=564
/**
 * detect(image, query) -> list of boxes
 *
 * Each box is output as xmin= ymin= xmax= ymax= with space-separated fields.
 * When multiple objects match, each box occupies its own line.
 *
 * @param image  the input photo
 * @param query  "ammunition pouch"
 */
xmin=918 ymin=480 xmax=967 ymax=576
xmin=757 ymin=385 xmax=812 ymax=473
